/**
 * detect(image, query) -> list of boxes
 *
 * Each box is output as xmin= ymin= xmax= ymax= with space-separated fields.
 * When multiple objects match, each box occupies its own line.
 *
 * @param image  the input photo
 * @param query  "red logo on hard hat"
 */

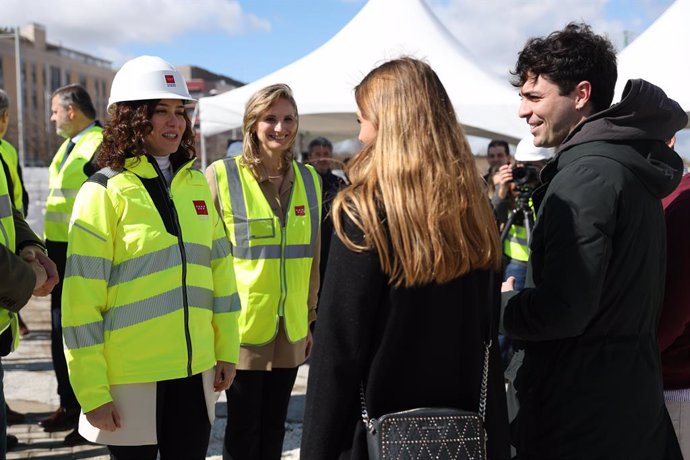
xmin=165 ymin=74 xmax=177 ymax=87
xmin=294 ymin=205 xmax=305 ymax=216
xmin=193 ymin=200 xmax=208 ymax=215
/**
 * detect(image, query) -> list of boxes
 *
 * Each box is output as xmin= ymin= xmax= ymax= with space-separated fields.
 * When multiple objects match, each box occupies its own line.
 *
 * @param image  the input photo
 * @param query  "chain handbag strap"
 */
xmin=478 ymin=339 xmax=491 ymax=421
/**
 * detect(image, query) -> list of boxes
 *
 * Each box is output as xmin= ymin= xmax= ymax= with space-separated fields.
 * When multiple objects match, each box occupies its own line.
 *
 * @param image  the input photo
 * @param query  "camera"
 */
xmin=512 ymin=165 xmax=540 ymax=187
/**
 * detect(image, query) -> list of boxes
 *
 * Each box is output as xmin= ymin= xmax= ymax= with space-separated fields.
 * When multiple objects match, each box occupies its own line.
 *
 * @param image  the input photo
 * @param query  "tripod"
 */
xmin=500 ymin=186 xmax=535 ymax=247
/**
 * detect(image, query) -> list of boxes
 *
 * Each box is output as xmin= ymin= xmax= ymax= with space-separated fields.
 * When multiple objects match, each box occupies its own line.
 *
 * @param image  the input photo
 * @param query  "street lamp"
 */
xmin=0 ymin=27 xmax=25 ymax=168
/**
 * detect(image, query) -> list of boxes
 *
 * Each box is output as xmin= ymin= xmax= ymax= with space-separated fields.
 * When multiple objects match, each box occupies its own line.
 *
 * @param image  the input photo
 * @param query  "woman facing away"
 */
xmin=206 ymin=83 xmax=322 ymax=459
xmin=300 ymin=57 xmax=511 ymax=460
xmin=61 ymin=55 xmax=239 ymax=460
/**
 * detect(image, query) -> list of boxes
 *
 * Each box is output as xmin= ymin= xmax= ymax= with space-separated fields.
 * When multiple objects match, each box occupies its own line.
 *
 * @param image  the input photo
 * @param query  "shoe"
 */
xmin=6 ymin=434 xmax=18 ymax=451
xmin=63 ymin=428 xmax=89 ymax=446
xmin=6 ymin=405 xmax=26 ymax=425
xmin=39 ymin=406 xmax=80 ymax=432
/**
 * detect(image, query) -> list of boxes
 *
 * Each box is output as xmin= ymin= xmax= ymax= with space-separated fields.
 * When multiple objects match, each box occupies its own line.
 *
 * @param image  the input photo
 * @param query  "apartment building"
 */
xmin=0 ymin=23 xmax=114 ymax=165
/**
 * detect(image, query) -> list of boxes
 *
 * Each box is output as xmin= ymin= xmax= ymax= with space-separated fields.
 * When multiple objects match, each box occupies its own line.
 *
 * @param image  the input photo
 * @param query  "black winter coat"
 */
xmin=301 ymin=216 xmax=510 ymax=460
xmin=503 ymin=80 xmax=688 ymax=460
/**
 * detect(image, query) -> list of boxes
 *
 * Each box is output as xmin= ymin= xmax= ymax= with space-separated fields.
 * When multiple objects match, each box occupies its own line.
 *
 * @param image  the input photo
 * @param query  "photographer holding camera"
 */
xmin=492 ymin=136 xmax=553 ymax=290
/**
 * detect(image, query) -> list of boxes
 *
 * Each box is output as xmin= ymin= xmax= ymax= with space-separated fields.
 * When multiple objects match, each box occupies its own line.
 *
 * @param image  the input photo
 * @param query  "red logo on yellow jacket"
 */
xmin=193 ymin=200 xmax=208 ymax=215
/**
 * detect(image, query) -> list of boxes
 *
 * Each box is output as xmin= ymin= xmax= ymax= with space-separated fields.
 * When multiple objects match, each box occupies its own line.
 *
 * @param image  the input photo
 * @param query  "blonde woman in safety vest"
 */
xmin=61 ymin=56 xmax=239 ymax=460
xmin=207 ymin=83 xmax=322 ymax=460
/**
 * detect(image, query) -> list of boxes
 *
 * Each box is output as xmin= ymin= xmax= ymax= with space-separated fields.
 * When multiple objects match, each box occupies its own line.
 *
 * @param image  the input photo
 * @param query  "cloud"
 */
xmin=4 ymin=0 xmax=270 ymax=49
xmin=426 ymin=0 xmax=651 ymax=79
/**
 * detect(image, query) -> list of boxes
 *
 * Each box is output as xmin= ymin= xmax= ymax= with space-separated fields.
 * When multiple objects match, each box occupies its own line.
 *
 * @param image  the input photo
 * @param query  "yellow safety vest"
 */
xmin=45 ymin=125 xmax=103 ymax=242
xmin=62 ymin=155 xmax=239 ymax=413
xmin=0 ymin=140 xmax=26 ymax=216
xmin=212 ymin=157 xmax=322 ymax=345
xmin=504 ymin=224 xmax=529 ymax=262
xmin=0 ymin=164 xmax=19 ymax=352
xmin=503 ymin=200 xmax=534 ymax=262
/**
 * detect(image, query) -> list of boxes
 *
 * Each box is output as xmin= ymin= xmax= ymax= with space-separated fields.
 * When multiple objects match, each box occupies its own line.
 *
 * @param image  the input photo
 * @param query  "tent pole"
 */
xmin=200 ymin=132 xmax=207 ymax=170
xmin=192 ymin=104 xmax=207 ymax=170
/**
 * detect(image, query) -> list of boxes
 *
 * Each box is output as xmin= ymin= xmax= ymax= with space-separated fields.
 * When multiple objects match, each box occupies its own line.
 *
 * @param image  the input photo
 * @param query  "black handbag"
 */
xmin=359 ymin=274 xmax=495 ymax=460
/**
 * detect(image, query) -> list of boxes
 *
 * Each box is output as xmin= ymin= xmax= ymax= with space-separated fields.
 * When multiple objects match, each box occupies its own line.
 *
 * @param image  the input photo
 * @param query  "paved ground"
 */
xmin=4 ymin=296 xmax=306 ymax=459
xmin=6 ymin=168 xmax=305 ymax=458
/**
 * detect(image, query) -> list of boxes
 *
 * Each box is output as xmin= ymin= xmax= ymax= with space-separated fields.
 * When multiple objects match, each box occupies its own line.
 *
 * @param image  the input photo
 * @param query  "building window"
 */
xmin=65 ymin=70 xmax=71 ymax=85
xmin=0 ymin=58 xmax=4 ymax=89
xmin=79 ymin=73 xmax=87 ymax=88
xmin=20 ymin=63 xmax=27 ymax=109
xmin=31 ymin=63 xmax=37 ymax=111
xmin=50 ymin=66 xmax=61 ymax=91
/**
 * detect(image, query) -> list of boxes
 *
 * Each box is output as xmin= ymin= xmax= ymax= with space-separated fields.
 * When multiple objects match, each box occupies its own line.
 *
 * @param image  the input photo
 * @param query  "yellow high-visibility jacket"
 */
xmin=0 ymin=164 xmax=19 ymax=351
xmin=45 ymin=125 xmax=103 ymax=242
xmin=211 ymin=157 xmax=321 ymax=346
xmin=62 ymin=154 xmax=240 ymax=413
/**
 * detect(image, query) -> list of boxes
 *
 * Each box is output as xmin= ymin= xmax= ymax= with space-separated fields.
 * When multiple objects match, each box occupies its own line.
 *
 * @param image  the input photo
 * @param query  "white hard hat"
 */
xmin=514 ymin=136 xmax=555 ymax=162
xmin=108 ymin=55 xmax=194 ymax=110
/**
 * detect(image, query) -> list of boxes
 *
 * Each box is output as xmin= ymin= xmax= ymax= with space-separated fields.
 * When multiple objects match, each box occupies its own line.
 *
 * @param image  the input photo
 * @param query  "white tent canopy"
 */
xmin=615 ymin=0 xmax=690 ymax=125
xmin=198 ymin=0 xmax=527 ymax=146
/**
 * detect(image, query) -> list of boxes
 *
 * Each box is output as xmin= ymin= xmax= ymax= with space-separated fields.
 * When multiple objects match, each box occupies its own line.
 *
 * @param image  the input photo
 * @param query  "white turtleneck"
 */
xmin=153 ymin=155 xmax=173 ymax=185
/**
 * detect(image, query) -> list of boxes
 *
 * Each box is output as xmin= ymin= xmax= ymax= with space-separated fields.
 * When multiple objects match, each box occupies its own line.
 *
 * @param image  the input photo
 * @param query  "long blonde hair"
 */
xmin=241 ymin=83 xmax=299 ymax=171
xmin=333 ymin=57 xmax=501 ymax=288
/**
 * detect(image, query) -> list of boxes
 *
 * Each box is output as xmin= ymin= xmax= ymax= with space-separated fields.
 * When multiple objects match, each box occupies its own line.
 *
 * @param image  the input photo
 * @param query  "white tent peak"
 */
xmin=615 ymin=0 xmax=689 ymax=122
xmin=199 ymin=0 xmax=527 ymax=143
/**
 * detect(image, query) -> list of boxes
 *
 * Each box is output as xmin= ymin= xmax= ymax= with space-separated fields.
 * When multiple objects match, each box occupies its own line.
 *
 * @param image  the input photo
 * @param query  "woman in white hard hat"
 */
xmin=61 ymin=55 xmax=240 ymax=460
xmin=206 ymin=84 xmax=322 ymax=459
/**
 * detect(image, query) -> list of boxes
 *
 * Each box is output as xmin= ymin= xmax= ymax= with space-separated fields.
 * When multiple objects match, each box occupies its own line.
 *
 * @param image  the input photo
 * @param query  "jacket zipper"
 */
xmin=150 ymin=157 xmax=194 ymax=377
xmin=277 ymin=177 xmax=296 ymax=318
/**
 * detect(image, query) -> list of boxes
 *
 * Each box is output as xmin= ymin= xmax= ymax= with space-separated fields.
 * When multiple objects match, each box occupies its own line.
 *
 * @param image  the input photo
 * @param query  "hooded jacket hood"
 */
xmin=550 ymin=79 xmax=687 ymax=199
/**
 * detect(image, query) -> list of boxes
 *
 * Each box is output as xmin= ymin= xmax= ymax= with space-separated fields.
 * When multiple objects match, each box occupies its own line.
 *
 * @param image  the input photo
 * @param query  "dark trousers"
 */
xmin=224 ymin=368 xmax=299 ymax=460
xmin=46 ymin=240 xmax=79 ymax=410
xmin=108 ymin=374 xmax=211 ymax=460
xmin=0 ymin=361 xmax=6 ymax=458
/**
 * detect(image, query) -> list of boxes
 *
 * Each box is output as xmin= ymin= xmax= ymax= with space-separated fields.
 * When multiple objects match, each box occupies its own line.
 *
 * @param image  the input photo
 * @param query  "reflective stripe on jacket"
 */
xmin=45 ymin=126 xmax=103 ymax=242
xmin=0 ymin=165 xmax=19 ymax=351
xmin=212 ymin=157 xmax=321 ymax=345
xmin=62 ymin=154 xmax=240 ymax=413
xmin=0 ymin=140 xmax=26 ymax=216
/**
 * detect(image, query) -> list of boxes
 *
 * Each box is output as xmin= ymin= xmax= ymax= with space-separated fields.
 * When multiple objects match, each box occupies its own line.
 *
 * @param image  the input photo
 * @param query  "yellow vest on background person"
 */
xmin=0 ymin=140 xmax=26 ymax=216
xmin=504 ymin=223 xmax=529 ymax=262
xmin=503 ymin=198 xmax=535 ymax=263
xmin=62 ymin=155 xmax=240 ymax=413
xmin=212 ymin=156 xmax=321 ymax=346
xmin=45 ymin=125 xmax=103 ymax=242
xmin=0 ymin=163 xmax=19 ymax=353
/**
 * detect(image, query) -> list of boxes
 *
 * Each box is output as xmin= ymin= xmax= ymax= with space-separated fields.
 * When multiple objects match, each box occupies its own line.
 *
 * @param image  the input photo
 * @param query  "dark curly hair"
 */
xmin=511 ymin=23 xmax=617 ymax=113
xmin=98 ymin=99 xmax=196 ymax=170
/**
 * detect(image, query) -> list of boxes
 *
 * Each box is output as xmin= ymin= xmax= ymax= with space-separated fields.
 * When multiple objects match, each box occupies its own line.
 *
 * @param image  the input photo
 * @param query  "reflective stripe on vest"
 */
xmin=63 ymin=287 xmax=241 ymax=350
xmin=0 ymin=141 xmax=25 ymax=216
xmin=0 ymin=193 xmax=12 ymax=248
xmin=66 ymin=238 xmax=232 ymax=287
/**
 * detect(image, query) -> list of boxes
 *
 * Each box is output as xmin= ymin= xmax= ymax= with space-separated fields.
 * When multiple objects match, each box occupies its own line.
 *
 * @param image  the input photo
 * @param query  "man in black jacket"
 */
xmin=502 ymin=23 xmax=687 ymax=459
